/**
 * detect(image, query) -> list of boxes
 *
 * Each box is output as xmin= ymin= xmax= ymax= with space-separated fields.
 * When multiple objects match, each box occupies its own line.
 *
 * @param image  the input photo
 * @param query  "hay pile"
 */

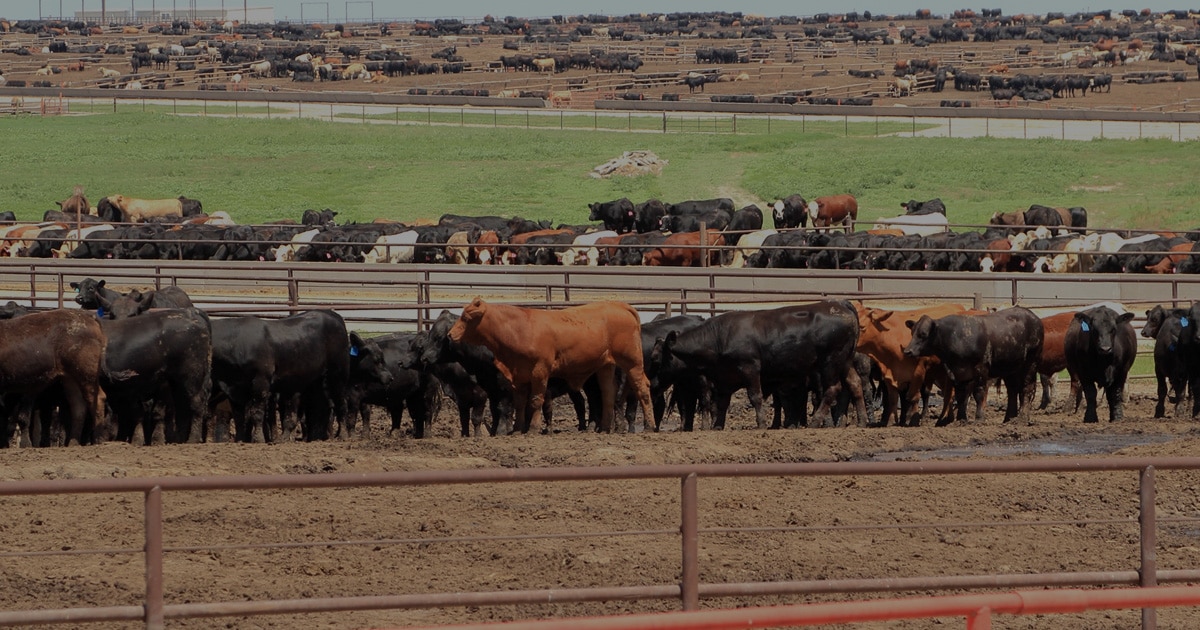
xmin=590 ymin=150 xmax=667 ymax=178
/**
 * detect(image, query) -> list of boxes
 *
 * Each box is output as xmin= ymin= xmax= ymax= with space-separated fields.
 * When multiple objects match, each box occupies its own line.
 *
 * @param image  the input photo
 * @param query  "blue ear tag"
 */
xmin=1080 ymin=321 xmax=1090 ymax=332
xmin=349 ymin=345 xmax=359 ymax=357
xmin=1182 ymin=317 xmax=1190 ymax=328
xmin=96 ymin=307 xmax=105 ymax=318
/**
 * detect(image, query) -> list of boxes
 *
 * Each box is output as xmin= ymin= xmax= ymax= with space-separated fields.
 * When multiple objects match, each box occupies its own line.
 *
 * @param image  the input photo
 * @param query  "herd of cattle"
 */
xmin=7 ymin=188 xmax=1197 ymax=273
xmin=0 ymin=280 xmax=1189 ymax=448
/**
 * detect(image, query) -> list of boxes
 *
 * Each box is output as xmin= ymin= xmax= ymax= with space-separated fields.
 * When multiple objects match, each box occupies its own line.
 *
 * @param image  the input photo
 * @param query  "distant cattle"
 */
xmin=448 ymin=298 xmax=654 ymax=433
xmin=642 ymin=231 xmax=724 ymax=266
xmin=901 ymin=198 xmax=946 ymax=216
xmin=870 ymin=212 xmax=949 ymax=236
xmin=100 ymin=195 xmax=184 ymax=223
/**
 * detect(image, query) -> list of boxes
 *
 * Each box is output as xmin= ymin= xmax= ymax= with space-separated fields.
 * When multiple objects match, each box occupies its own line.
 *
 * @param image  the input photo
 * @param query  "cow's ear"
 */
xmin=874 ymin=310 xmax=894 ymax=324
xmin=1117 ymin=312 xmax=1135 ymax=324
xmin=349 ymin=332 xmax=365 ymax=356
xmin=69 ymin=281 xmax=79 ymax=290
xmin=97 ymin=280 xmax=105 ymax=288
xmin=663 ymin=330 xmax=679 ymax=350
xmin=905 ymin=319 xmax=917 ymax=330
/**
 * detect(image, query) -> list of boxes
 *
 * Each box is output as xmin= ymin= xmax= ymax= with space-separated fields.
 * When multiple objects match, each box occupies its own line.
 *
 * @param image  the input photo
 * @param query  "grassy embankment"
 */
xmin=1 ymin=111 xmax=1197 ymax=230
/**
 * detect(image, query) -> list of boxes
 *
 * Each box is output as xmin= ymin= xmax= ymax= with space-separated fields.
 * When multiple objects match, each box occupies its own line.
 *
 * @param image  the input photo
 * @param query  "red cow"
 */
xmin=473 ymin=230 xmax=500 ymax=264
xmin=642 ymin=231 xmax=724 ymax=266
xmin=1038 ymin=311 xmax=1082 ymax=411
xmin=856 ymin=303 xmax=967 ymax=426
xmin=448 ymin=298 xmax=654 ymax=434
xmin=807 ymin=194 xmax=858 ymax=229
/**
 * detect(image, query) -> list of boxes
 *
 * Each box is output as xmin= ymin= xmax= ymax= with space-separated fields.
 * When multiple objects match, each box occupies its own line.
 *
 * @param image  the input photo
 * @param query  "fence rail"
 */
xmin=0 ymin=458 xmax=1197 ymax=628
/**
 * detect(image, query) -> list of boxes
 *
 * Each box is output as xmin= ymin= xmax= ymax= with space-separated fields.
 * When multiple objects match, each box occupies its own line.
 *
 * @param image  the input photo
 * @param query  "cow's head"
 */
xmin=448 ymin=297 xmax=486 ymax=344
xmin=107 ymin=290 xmax=153 ymax=319
xmin=70 ymin=278 xmax=106 ymax=307
xmin=902 ymin=315 xmax=937 ymax=358
xmin=1141 ymin=305 xmax=1167 ymax=339
xmin=420 ymin=310 xmax=457 ymax=366
xmin=1073 ymin=307 xmax=1133 ymax=356
xmin=349 ymin=331 xmax=392 ymax=386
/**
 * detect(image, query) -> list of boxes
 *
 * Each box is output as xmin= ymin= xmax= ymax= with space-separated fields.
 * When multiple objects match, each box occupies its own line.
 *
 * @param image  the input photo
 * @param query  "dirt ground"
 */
xmin=3 ymin=378 xmax=1200 ymax=630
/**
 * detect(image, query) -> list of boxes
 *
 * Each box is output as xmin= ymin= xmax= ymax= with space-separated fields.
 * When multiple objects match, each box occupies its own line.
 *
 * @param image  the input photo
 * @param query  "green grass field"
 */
xmin=2 ymin=110 xmax=1198 ymax=228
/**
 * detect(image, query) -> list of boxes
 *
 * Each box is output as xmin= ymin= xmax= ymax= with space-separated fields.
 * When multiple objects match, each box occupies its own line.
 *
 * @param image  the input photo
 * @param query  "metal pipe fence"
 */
xmin=1 ymin=458 xmax=1199 ymax=628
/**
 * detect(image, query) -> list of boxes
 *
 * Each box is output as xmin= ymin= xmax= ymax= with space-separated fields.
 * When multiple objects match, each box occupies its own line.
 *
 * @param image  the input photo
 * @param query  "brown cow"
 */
xmin=56 ymin=185 xmax=90 ymax=217
xmin=473 ymin=230 xmax=500 ymax=264
xmin=0 ymin=310 xmax=108 ymax=445
xmin=448 ymin=298 xmax=654 ymax=434
xmin=807 ymin=194 xmax=858 ymax=229
xmin=1145 ymin=241 xmax=1195 ymax=273
xmin=1038 ymin=311 xmax=1083 ymax=411
xmin=856 ymin=303 xmax=967 ymax=426
xmin=642 ymin=231 xmax=723 ymax=266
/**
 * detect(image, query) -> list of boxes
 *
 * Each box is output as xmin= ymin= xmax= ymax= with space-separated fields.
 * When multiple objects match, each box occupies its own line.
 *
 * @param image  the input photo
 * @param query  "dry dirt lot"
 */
xmin=5 ymin=18 xmax=1200 ymax=113
xmin=4 ymin=380 xmax=1200 ymax=630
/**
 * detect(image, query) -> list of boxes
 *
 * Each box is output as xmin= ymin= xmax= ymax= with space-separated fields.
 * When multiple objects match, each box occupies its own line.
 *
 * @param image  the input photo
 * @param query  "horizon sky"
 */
xmin=2 ymin=1 xmax=1196 ymax=23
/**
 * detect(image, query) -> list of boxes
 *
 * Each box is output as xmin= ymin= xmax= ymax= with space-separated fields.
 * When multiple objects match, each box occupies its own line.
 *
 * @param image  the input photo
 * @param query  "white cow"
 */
xmin=561 ymin=230 xmax=618 ymax=266
xmin=870 ymin=212 xmax=949 ymax=236
xmin=363 ymin=230 xmax=419 ymax=264
xmin=248 ymin=60 xmax=271 ymax=77
xmin=273 ymin=228 xmax=321 ymax=263
xmin=727 ymin=229 xmax=778 ymax=268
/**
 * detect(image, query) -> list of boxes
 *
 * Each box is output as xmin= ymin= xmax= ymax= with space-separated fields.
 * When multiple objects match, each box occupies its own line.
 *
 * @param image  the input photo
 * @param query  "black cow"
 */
xmin=1142 ymin=305 xmax=1190 ymax=418
xmin=727 ymin=205 xmax=764 ymax=233
xmin=633 ymin=199 xmax=667 ymax=234
xmin=901 ymin=198 xmax=947 ymax=216
xmin=301 ymin=208 xmax=339 ymax=226
xmin=661 ymin=210 xmax=731 ymax=233
xmin=100 ymin=308 xmax=212 ymax=444
xmin=904 ymin=307 xmax=1043 ymax=425
xmin=1065 ymin=306 xmax=1136 ymax=423
xmin=209 ymin=310 xmax=349 ymax=443
xmin=772 ymin=194 xmax=808 ymax=229
xmin=668 ymin=198 xmax=734 ymax=215
xmin=635 ymin=314 xmax=710 ymax=431
xmin=105 ymin=286 xmax=194 ymax=319
xmin=347 ymin=331 xmax=442 ymax=438
xmin=179 ymin=196 xmax=203 ymax=216
xmin=650 ymin=301 xmax=863 ymax=430
xmin=588 ymin=198 xmax=636 ymax=234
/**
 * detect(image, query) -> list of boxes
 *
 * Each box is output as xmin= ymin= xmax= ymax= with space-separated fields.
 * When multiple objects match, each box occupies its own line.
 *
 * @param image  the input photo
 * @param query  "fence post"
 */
xmin=680 ymin=473 xmax=699 ymax=611
xmin=144 ymin=486 xmax=164 ymax=630
xmin=699 ymin=222 xmax=709 ymax=268
xmin=1140 ymin=466 xmax=1158 ymax=630
xmin=287 ymin=270 xmax=299 ymax=316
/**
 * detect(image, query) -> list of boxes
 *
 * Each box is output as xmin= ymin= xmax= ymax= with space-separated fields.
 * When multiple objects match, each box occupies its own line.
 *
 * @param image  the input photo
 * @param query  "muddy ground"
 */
xmin=3 ymin=379 xmax=1200 ymax=629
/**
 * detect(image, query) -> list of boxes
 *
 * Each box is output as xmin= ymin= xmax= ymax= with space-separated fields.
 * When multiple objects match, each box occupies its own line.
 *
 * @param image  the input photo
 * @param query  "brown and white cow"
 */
xmin=448 ymin=298 xmax=654 ymax=434
xmin=807 ymin=194 xmax=858 ymax=229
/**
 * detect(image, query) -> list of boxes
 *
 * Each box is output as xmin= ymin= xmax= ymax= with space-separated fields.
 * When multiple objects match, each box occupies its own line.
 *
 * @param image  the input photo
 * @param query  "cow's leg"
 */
xmin=619 ymin=362 xmax=655 ymax=433
xmin=952 ymin=380 xmax=971 ymax=424
xmin=1172 ymin=374 xmax=1188 ymax=418
xmin=518 ymin=381 xmax=541 ymax=434
xmin=1070 ymin=374 xmax=1083 ymax=414
xmin=842 ymin=367 xmax=867 ymax=428
xmin=711 ymin=391 xmax=733 ymax=430
xmin=407 ymin=389 xmax=430 ymax=438
xmin=1081 ymin=380 xmax=1100 ymax=423
xmin=245 ymin=379 xmax=271 ymax=443
xmin=1107 ymin=379 xmax=1126 ymax=423
xmin=678 ymin=386 xmax=698 ymax=431
xmin=1038 ymin=372 xmax=1056 ymax=410
xmin=1155 ymin=372 xmax=1168 ymax=418
xmin=745 ymin=376 xmax=767 ymax=430
xmin=593 ymin=365 xmax=617 ymax=433
xmin=812 ymin=377 xmax=843 ymax=429
xmin=470 ymin=398 xmax=486 ymax=438
xmin=880 ymin=383 xmax=900 ymax=427
xmin=1003 ymin=375 xmax=1021 ymax=422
